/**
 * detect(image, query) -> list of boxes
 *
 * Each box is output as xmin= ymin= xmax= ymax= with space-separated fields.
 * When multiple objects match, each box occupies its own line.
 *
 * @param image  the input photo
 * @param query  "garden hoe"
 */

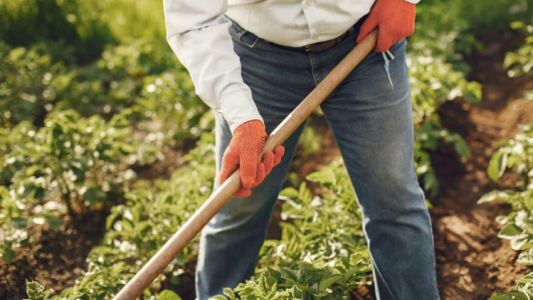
xmin=113 ymin=29 xmax=379 ymax=300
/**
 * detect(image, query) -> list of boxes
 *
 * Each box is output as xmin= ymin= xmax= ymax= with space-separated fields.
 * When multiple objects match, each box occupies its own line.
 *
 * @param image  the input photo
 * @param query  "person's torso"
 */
xmin=226 ymin=0 xmax=376 ymax=47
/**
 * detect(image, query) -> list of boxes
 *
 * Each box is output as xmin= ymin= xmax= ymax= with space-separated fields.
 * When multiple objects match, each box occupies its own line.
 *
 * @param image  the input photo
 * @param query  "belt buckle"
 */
xmin=305 ymin=45 xmax=311 ymax=52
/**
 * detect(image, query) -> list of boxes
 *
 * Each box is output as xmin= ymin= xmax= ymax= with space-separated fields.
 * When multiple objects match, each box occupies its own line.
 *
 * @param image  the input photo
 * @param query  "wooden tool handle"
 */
xmin=113 ymin=29 xmax=378 ymax=300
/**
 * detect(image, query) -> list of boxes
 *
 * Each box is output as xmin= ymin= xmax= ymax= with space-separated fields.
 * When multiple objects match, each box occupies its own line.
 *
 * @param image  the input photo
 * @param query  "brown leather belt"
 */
xmin=300 ymin=30 xmax=350 ymax=53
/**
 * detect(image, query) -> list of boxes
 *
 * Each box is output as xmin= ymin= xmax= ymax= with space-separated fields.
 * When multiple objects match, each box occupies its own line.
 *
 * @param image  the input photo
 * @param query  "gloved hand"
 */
xmin=357 ymin=0 xmax=416 ymax=52
xmin=220 ymin=120 xmax=285 ymax=198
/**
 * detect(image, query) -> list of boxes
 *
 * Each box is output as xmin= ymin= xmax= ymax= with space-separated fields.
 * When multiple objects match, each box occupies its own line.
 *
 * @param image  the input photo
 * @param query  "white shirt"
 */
xmin=163 ymin=0 xmax=419 ymax=133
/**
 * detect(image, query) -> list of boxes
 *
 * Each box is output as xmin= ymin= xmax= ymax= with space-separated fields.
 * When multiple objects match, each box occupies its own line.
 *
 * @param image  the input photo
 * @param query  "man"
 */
xmin=163 ymin=0 xmax=440 ymax=299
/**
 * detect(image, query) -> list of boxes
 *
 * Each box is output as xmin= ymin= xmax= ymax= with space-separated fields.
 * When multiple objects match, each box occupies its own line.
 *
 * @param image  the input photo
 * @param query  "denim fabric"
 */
xmin=195 ymin=20 xmax=440 ymax=300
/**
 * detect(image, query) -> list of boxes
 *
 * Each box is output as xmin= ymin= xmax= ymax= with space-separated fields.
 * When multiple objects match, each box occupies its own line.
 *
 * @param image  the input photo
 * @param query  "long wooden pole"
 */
xmin=113 ymin=29 xmax=378 ymax=300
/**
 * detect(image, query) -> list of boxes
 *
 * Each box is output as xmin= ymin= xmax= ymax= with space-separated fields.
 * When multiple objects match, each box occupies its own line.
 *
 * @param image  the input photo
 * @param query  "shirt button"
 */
xmin=312 ymin=34 xmax=318 ymax=40
xmin=304 ymin=0 xmax=312 ymax=5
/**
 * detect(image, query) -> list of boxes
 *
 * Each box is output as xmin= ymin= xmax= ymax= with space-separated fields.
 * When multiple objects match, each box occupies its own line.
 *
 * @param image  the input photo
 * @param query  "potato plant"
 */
xmin=479 ymin=124 xmax=533 ymax=253
xmin=134 ymin=71 xmax=211 ymax=143
xmin=406 ymin=0 xmax=482 ymax=196
xmin=480 ymin=124 xmax=533 ymax=298
xmin=0 ymin=108 xmax=163 ymax=261
xmin=0 ymin=41 xmax=71 ymax=127
xmin=216 ymin=158 xmax=372 ymax=300
xmin=24 ymin=281 xmax=183 ymax=300
xmin=486 ymin=124 xmax=533 ymax=188
xmin=505 ymin=20 xmax=533 ymax=101
xmin=23 ymin=133 xmax=215 ymax=299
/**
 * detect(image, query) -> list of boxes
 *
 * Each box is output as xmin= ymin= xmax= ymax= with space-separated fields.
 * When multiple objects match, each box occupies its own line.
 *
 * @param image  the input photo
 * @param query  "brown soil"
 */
xmin=0 ymin=211 xmax=107 ymax=300
xmin=431 ymin=32 xmax=533 ymax=300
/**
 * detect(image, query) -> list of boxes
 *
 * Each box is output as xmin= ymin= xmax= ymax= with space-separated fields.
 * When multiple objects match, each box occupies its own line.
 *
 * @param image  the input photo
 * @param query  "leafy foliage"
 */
xmin=488 ymin=272 xmax=533 ymax=300
xmin=505 ymin=20 xmax=533 ymax=101
xmin=407 ymin=0 xmax=483 ymax=195
xmin=480 ymin=125 xmax=533 ymax=298
xmin=485 ymin=124 xmax=533 ymax=187
xmin=0 ymin=109 xmax=163 ymax=261
xmin=22 ymin=134 xmax=215 ymax=299
xmin=216 ymin=158 xmax=372 ymax=299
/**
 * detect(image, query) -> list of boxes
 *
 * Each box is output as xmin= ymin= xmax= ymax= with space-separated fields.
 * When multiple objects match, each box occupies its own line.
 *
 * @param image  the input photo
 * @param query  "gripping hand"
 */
xmin=220 ymin=120 xmax=285 ymax=197
xmin=357 ymin=0 xmax=416 ymax=52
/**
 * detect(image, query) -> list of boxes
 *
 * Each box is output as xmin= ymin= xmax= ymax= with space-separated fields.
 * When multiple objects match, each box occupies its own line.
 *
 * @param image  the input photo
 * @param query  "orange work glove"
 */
xmin=357 ymin=0 xmax=416 ymax=52
xmin=220 ymin=120 xmax=285 ymax=198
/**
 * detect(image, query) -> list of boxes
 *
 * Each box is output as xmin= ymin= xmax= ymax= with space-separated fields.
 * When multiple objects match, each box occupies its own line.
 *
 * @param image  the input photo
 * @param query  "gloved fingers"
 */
xmin=234 ymin=187 xmax=252 ymax=198
xmin=254 ymin=162 xmax=266 ymax=187
xmin=357 ymin=16 xmax=378 ymax=44
xmin=262 ymin=151 xmax=275 ymax=175
xmin=273 ymin=145 xmax=285 ymax=166
xmin=375 ymin=28 xmax=392 ymax=52
xmin=219 ymin=152 xmax=240 ymax=185
xmin=239 ymin=148 xmax=258 ymax=189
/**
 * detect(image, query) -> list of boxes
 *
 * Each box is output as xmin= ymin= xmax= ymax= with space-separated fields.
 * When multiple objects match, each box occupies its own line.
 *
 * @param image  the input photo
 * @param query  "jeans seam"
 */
xmin=373 ymin=258 xmax=400 ymax=300
xmin=308 ymin=54 xmax=319 ymax=86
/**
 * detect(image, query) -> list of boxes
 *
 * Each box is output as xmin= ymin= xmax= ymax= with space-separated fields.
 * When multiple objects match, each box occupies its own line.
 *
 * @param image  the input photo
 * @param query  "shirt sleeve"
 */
xmin=163 ymin=0 xmax=264 ymax=133
xmin=404 ymin=0 xmax=420 ymax=3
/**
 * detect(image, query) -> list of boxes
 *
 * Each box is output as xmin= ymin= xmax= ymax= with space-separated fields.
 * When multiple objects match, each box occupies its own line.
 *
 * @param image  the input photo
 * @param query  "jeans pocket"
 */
xmin=228 ymin=20 xmax=260 ymax=48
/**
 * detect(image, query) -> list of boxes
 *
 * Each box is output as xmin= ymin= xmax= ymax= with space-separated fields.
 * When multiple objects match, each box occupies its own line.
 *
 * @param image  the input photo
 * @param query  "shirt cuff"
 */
xmin=219 ymin=89 xmax=264 ymax=133
xmin=404 ymin=0 xmax=419 ymax=3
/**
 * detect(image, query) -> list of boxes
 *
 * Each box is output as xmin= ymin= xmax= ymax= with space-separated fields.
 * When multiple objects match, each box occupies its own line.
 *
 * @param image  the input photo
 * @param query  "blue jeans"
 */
xmin=195 ymin=20 xmax=440 ymax=300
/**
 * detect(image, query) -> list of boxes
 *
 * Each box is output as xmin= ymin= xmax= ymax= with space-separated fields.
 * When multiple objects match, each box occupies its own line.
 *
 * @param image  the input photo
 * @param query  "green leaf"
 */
xmin=11 ymin=217 xmax=28 ymax=230
xmin=45 ymin=215 xmax=62 ymax=231
xmin=510 ymin=234 xmax=533 ymax=251
xmin=21 ymin=184 xmax=36 ymax=198
xmin=498 ymin=223 xmax=523 ymax=239
xmin=452 ymin=135 xmax=470 ymax=157
xmin=158 ymin=290 xmax=182 ymax=300
xmin=504 ymin=291 xmax=528 ymax=300
xmin=2 ymin=248 xmax=15 ymax=262
xmin=208 ymin=296 xmax=227 ymax=300
xmin=318 ymin=275 xmax=343 ymax=291
xmin=487 ymin=151 xmax=507 ymax=182
xmin=478 ymin=190 xmax=514 ymax=204
xmin=222 ymin=288 xmax=235 ymax=299
xmin=517 ymin=249 xmax=533 ymax=266
xmin=83 ymin=187 xmax=104 ymax=205
xmin=34 ymin=187 xmax=45 ymax=200
xmin=306 ymin=168 xmax=335 ymax=187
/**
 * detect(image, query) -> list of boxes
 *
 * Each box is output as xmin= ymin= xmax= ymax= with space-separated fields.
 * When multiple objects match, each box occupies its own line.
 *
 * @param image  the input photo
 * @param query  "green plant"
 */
xmin=25 ymin=133 xmax=214 ymax=298
xmin=216 ymin=158 xmax=372 ymax=299
xmin=478 ymin=124 xmax=533 ymax=256
xmin=405 ymin=0 xmax=482 ymax=196
xmin=480 ymin=124 xmax=533 ymax=299
xmin=486 ymin=124 xmax=533 ymax=188
xmin=488 ymin=272 xmax=533 ymax=300
xmin=24 ymin=281 xmax=183 ymax=300
xmin=505 ymin=20 xmax=533 ymax=101
xmin=296 ymin=125 xmax=322 ymax=159
xmin=0 ymin=42 xmax=69 ymax=127
xmin=0 ymin=109 xmax=163 ymax=261
xmin=134 ymin=71 xmax=211 ymax=142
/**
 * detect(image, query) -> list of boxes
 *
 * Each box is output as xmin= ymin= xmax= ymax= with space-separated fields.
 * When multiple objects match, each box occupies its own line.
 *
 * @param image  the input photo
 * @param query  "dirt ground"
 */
xmin=0 ymin=211 xmax=108 ymax=300
xmin=1 ymin=32 xmax=532 ymax=300
xmin=431 ymin=33 xmax=533 ymax=300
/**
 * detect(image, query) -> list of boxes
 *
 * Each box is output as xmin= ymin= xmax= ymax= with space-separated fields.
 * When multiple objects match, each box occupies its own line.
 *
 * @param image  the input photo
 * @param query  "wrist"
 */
xmin=235 ymin=119 xmax=264 ymax=132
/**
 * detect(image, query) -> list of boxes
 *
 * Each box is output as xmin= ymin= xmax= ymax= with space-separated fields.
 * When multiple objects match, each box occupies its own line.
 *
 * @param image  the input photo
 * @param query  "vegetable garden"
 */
xmin=0 ymin=0 xmax=532 ymax=299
